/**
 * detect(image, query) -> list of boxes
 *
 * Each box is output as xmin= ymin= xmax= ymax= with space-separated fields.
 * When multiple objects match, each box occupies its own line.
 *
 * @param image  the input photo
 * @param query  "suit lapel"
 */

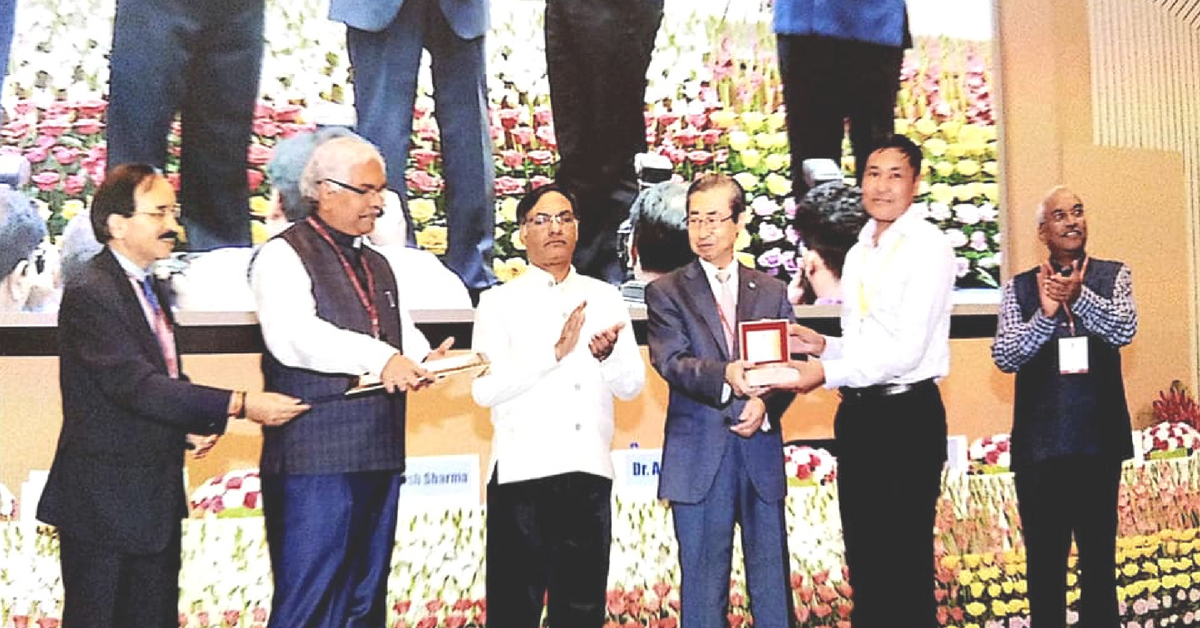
xmin=736 ymin=264 xmax=760 ymax=323
xmin=98 ymin=249 xmax=171 ymax=372
xmin=678 ymin=261 xmax=731 ymax=360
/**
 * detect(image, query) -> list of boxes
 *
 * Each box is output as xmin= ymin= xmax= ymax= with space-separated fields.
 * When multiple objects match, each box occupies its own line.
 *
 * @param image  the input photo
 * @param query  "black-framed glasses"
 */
xmin=324 ymin=178 xmax=384 ymax=196
xmin=686 ymin=214 xmax=734 ymax=229
xmin=526 ymin=212 xmax=578 ymax=227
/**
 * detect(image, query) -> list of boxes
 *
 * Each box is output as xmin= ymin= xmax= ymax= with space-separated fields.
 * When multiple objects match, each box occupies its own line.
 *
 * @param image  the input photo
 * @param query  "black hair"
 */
xmin=91 ymin=163 xmax=160 ymax=242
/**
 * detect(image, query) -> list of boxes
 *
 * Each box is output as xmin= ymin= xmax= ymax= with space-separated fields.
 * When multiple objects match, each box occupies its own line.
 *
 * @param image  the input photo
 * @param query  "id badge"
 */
xmin=1058 ymin=336 xmax=1089 ymax=374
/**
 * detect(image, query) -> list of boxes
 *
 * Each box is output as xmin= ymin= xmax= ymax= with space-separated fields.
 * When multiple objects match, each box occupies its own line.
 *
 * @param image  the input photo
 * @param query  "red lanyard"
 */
xmin=306 ymin=216 xmax=380 ymax=338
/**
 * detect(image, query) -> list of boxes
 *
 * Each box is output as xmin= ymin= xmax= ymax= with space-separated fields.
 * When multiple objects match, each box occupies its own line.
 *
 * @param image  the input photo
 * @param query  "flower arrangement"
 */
xmin=968 ymin=433 xmax=1012 ymax=474
xmin=1140 ymin=422 xmax=1200 ymax=461
xmin=783 ymin=444 xmax=838 ymax=487
xmin=1153 ymin=380 xmax=1200 ymax=432
xmin=189 ymin=469 xmax=263 ymax=518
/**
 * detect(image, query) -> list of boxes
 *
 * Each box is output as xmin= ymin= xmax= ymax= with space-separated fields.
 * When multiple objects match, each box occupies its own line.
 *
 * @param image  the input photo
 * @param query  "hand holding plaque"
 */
xmin=739 ymin=319 xmax=801 ymax=388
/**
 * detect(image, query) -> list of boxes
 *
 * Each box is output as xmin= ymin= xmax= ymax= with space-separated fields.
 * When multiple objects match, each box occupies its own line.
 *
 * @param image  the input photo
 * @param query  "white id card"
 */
xmin=1058 ymin=336 xmax=1089 ymax=374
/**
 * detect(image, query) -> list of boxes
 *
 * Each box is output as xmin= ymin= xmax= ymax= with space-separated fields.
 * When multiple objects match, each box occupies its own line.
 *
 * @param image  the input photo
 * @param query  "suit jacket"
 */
xmin=37 ymin=248 xmax=229 ymax=554
xmin=330 ymin=0 xmax=488 ymax=39
xmin=646 ymin=260 xmax=796 ymax=504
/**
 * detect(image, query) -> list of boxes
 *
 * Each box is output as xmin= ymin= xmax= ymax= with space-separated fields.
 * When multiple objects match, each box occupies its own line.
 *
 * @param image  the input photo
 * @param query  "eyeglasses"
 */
xmin=686 ymin=214 xmax=734 ymax=229
xmin=526 ymin=212 xmax=578 ymax=227
xmin=132 ymin=206 xmax=182 ymax=221
xmin=1047 ymin=205 xmax=1085 ymax=223
xmin=324 ymin=178 xmax=385 ymax=197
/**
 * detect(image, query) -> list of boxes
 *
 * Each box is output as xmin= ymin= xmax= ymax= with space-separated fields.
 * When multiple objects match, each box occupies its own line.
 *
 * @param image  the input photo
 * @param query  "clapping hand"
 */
xmin=588 ymin=322 xmax=625 ymax=361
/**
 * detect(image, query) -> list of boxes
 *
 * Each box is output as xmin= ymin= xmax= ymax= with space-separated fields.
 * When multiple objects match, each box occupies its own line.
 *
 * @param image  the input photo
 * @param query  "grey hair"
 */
xmin=298 ymin=136 xmax=386 ymax=203
xmin=60 ymin=210 xmax=103 ymax=286
xmin=1036 ymin=184 xmax=1076 ymax=225
xmin=266 ymin=126 xmax=360 ymax=221
xmin=0 ymin=187 xmax=45 ymax=278
xmin=630 ymin=181 xmax=688 ymax=232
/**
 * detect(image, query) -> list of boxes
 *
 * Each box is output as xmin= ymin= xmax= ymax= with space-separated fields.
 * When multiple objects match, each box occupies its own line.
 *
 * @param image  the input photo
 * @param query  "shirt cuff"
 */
xmin=821 ymin=359 xmax=849 ymax=390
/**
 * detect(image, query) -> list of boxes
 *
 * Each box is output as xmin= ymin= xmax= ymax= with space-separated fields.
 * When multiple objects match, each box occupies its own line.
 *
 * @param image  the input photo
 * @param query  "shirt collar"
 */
xmin=697 ymin=257 xmax=739 ymax=280
xmin=859 ymin=204 xmax=922 ymax=248
xmin=109 ymin=245 xmax=152 ymax=281
xmin=312 ymin=214 xmax=361 ymax=249
xmin=524 ymin=263 xmax=577 ymax=288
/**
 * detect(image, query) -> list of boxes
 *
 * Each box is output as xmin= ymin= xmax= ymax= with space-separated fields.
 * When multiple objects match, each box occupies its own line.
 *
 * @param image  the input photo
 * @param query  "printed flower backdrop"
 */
xmin=1 ymin=0 xmax=1000 ymax=289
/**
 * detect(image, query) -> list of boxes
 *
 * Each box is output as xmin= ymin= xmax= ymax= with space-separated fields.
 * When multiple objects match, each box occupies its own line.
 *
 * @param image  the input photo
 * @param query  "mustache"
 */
xmin=159 ymin=230 xmax=179 ymax=242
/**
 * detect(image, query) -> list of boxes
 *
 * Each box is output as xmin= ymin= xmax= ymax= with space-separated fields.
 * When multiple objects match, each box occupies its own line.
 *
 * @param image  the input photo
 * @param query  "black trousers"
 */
xmin=834 ymin=383 xmax=947 ymax=628
xmin=486 ymin=470 xmax=612 ymax=628
xmin=1014 ymin=456 xmax=1122 ymax=628
xmin=59 ymin=524 xmax=181 ymax=628
xmin=777 ymin=34 xmax=904 ymax=197
xmin=545 ymin=0 xmax=664 ymax=284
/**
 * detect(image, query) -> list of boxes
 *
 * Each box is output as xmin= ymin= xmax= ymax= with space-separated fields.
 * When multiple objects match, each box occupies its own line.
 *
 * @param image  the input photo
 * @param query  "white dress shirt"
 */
xmin=368 ymin=244 xmax=473 ymax=310
xmin=821 ymin=207 xmax=955 ymax=388
xmin=251 ymin=236 xmax=431 ymax=376
xmin=471 ymin=265 xmax=645 ymax=484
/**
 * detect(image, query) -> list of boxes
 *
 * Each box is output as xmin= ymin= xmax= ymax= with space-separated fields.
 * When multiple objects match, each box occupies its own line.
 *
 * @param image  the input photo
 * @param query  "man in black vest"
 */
xmin=250 ymin=136 xmax=452 ymax=628
xmin=992 ymin=185 xmax=1137 ymax=628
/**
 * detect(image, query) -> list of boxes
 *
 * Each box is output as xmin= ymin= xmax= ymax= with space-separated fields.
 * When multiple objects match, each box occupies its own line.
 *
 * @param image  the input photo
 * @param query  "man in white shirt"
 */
xmin=472 ymin=183 xmax=645 ymax=627
xmin=249 ymin=136 xmax=452 ymax=628
xmin=786 ymin=135 xmax=956 ymax=628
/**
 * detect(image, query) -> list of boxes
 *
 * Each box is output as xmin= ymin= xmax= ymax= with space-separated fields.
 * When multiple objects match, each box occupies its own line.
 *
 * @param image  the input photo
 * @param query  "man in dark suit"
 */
xmin=547 ymin=0 xmax=664 ymax=284
xmin=37 ymin=163 xmax=308 ymax=628
xmin=106 ymin=0 xmax=264 ymax=250
xmin=992 ymin=185 xmax=1137 ymax=628
xmin=250 ymin=136 xmax=452 ymax=628
xmin=332 ymin=0 xmax=496 ymax=297
xmin=645 ymin=173 xmax=796 ymax=628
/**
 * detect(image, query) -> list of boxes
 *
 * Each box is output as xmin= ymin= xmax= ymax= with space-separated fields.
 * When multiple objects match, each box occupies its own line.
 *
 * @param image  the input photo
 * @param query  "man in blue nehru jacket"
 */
xmin=251 ymin=136 xmax=452 ymax=628
xmin=992 ymin=185 xmax=1137 ymax=628
xmin=330 ymin=0 xmax=497 ymax=299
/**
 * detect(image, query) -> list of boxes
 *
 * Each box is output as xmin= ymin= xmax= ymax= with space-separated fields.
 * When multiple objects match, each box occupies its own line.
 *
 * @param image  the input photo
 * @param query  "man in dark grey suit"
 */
xmin=107 ymin=0 xmax=264 ymax=250
xmin=331 ymin=0 xmax=496 ymax=298
xmin=38 ymin=163 xmax=306 ymax=628
xmin=992 ymin=185 xmax=1137 ymax=628
xmin=251 ymin=136 xmax=451 ymax=628
xmin=645 ymin=173 xmax=796 ymax=628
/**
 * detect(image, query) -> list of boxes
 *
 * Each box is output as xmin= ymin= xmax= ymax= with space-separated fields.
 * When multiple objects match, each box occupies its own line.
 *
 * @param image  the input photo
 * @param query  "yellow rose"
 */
xmin=954 ymin=182 xmax=981 ymax=201
xmin=914 ymin=117 xmax=938 ymax=137
xmin=894 ymin=118 xmax=911 ymax=135
xmin=250 ymin=220 xmax=270 ymax=246
xmin=728 ymin=131 xmax=751 ymax=152
xmin=924 ymin=137 xmax=948 ymax=157
xmin=964 ymin=554 xmax=982 ymax=569
xmin=990 ymin=599 xmax=1008 ymax=616
xmin=766 ymin=111 xmax=787 ymax=132
xmin=509 ymin=229 xmax=526 ymax=251
xmin=939 ymin=120 xmax=963 ymax=141
xmin=940 ymin=555 xmax=962 ymax=570
xmin=934 ymin=161 xmax=955 ymax=178
xmin=416 ymin=225 xmax=448 ymax=255
xmin=765 ymin=153 xmax=789 ymax=172
xmin=249 ymin=195 xmax=273 ymax=218
xmin=1122 ymin=563 xmax=1139 ymax=577
xmin=409 ymin=198 xmax=437 ymax=223
xmin=945 ymin=143 xmax=966 ymax=159
xmin=498 ymin=197 xmax=519 ymax=224
xmin=965 ymin=601 xmax=986 ymax=617
xmin=1066 ymin=589 xmax=1080 ymax=605
xmin=1002 ymin=581 xmax=1014 ymax=594
xmin=981 ymin=183 xmax=1000 ymax=202
xmin=740 ymin=111 xmax=766 ymax=132
xmin=61 ymin=199 xmax=85 ymax=222
xmin=493 ymin=258 xmax=520 ymax=283
xmin=987 ymin=583 xmax=1001 ymax=597
xmin=505 ymin=257 xmax=528 ymax=279
xmin=929 ymin=182 xmax=955 ymax=205
xmin=1066 ymin=572 xmax=1077 ymax=586
xmin=753 ymin=132 xmax=775 ymax=150
xmin=1143 ymin=561 xmax=1160 ymax=575
xmin=710 ymin=110 xmax=738 ymax=129
xmin=983 ymin=161 xmax=998 ymax=176
xmin=740 ymin=149 xmax=762 ymax=170
xmin=733 ymin=172 xmax=760 ymax=192
xmin=1008 ymin=599 xmax=1026 ymax=614
xmin=765 ymin=173 xmax=791 ymax=197
xmin=1014 ymin=580 xmax=1028 ymax=594
xmin=969 ymin=582 xmax=984 ymax=598
xmin=956 ymin=160 xmax=981 ymax=177
xmin=957 ymin=569 xmax=974 ymax=586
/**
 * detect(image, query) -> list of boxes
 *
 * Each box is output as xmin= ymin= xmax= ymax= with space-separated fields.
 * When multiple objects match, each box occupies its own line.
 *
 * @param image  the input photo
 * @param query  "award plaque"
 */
xmin=739 ymin=319 xmax=800 ymax=387
xmin=346 ymin=352 xmax=490 ymax=397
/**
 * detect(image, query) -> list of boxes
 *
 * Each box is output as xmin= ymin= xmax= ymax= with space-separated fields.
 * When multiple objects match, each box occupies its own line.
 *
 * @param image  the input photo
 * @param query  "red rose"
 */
xmin=2 ymin=118 xmax=32 ymax=141
xmin=424 ymin=599 xmax=443 ymax=614
xmin=247 ymin=168 xmax=264 ymax=191
xmin=13 ymin=100 xmax=34 ymax=115
xmin=243 ymin=492 xmax=259 ymax=509
xmin=451 ymin=599 xmax=472 ymax=612
xmin=727 ymin=615 xmax=744 ymax=628
xmin=813 ymin=603 xmax=832 ymax=618
xmin=444 ymin=615 xmax=466 ymax=628
xmin=36 ymin=618 xmax=59 ymax=628
xmin=836 ymin=601 xmax=853 ymax=618
xmin=527 ymin=150 xmax=555 ymax=166
xmin=497 ymin=108 xmax=522 ymax=130
xmin=950 ymin=606 xmax=964 ymax=621
xmin=392 ymin=600 xmax=411 ymax=615
xmin=223 ymin=610 xmax=241 ymax=627
xmin=796 ymin=464 xmax=813 ymax=480
xmin=73 ymin=118 xmax=104 ymax=135
xmin=32 ymin=171 xmax=61 ymax=191
xmin=247 ymin=143 xmax=273 ymax=166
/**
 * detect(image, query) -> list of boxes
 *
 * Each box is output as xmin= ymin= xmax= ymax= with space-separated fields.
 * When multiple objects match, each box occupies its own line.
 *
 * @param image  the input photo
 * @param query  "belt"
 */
xmin=839 ymin=378 xmax=935 ymax=400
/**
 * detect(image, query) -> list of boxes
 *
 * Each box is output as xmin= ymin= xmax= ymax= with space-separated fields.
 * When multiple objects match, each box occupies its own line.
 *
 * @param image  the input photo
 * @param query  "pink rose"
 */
xmin=700 ymin=129 xmax=722 ymax=146
xmin=36 ymin=618 xmax=59 ymax=628
xmin=657 ymin=112 xmax=680 ymax=127
xmin=25 ymin=146 xmax=48 ymax=163
xmin=76 ymin=99 xmax=108 ymax=117
xmin=251 ymin=607 xmax=268 ymax=622
xmin=243 ymin=492 xmax=258 ymax=509
xmin=416 ymin=618 xmax=437 ymax=628
xmin=672 ymin=126 xmax=699 ymax=146
xmin=247 ymin=168 xmax=264 ymax=191
xmin=415 ymin=121 xmax=439 ymax=143
xmin=223 ymin=610 xmax=241 ymax=627
xmin=46 ymin=101 xmax=72 ymax=117
xmin=411 ymin=148 xmax=440 ymax=170
xmin=534 ymin=126 xmax=556 ymax=150
xmin=500 ymin=150 xmax=525 ymax=170
xmin=392 ymin=601 xmax=411 ymax=615
xmin=686 ymin=112 xmax=708 ymax=129
xmin=494 ymin=175 xmax=526 ymax=196
xmin=73 ymin=118 xmax=104 ymax=135
xmin=510 ymin=126 xmax=534 ymax=147
xmin=686 ymin=150 xmax=713 ymax=166
xmin=52 ymin=146 xmax=80 ymax=166
xmin=445 ymin=615 xmax=466 ymax=628
xmin=32 ymin=171 xmax=61 ymax=191
xmin=63 ymin=174 xmax=87 ymax=196
xmin=533 ymin=105 xmax=553 ymax=127
xmin=247 ymin=143 xmax=273 ymax=166
xmin=36 ymin=134 xmax=57 ymax=149
xmin=274 ymin=103 xmax=303 ymax=123
xmin=252 ymin=118 xmax=280 ymax=138
xmin=527 ymin=150 xmax=555 ymax=166
xmin=530 ymin=175 xmax=553 ymax=190
xmin=167 ymin=173 xmax=181 ymax=191
xmin=407 ymin=170 xmax=444 ymax=194
xmin=497 ymin=108 xmax=521 ymax=130
xmin=2 ymin=119 xmax=32 ymax=141
xmin=13 ymin=100 xmax=34 ymax=115
xmin=254 ymin=102 xmax=275 ymax=119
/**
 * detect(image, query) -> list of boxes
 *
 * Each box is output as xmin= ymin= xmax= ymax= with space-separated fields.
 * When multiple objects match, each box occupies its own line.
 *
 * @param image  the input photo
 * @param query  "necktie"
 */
xmin=716 ymin=269 xmax=736 ymax=354
xmin=140 ymin=277 xmax=179 ymax=378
